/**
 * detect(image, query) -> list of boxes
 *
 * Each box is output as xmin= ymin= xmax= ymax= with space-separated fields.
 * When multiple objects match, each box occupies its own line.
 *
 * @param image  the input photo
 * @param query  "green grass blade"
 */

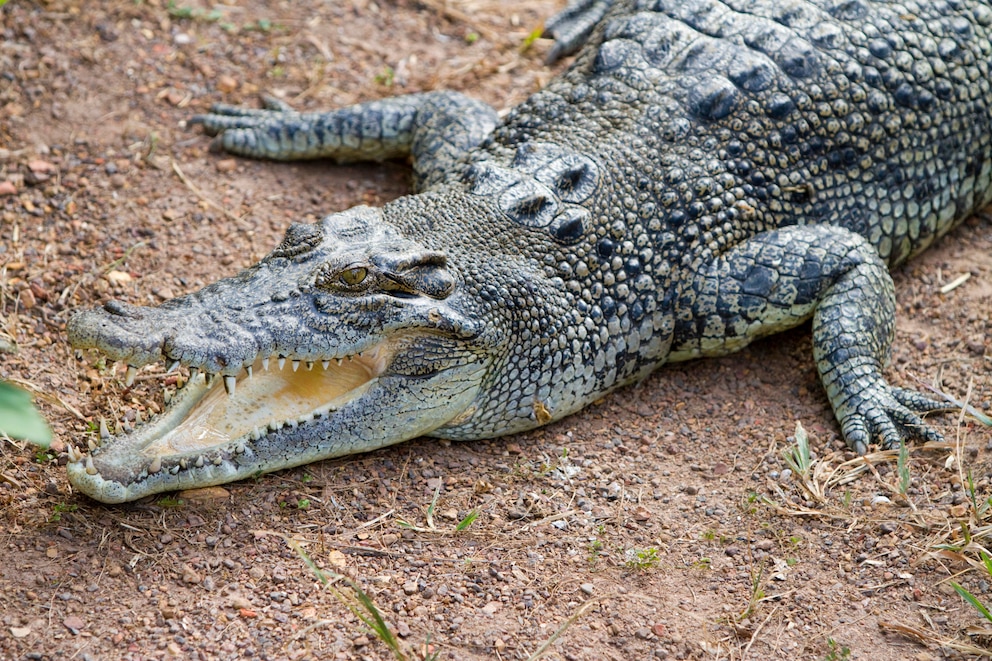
xmin=951 ymin=582 xmax=992 ymax=624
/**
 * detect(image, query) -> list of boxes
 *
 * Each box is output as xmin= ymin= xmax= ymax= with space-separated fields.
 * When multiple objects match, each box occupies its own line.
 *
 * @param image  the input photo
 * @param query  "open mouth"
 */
xmin=69 ymin=346 xmax=391 ymax=480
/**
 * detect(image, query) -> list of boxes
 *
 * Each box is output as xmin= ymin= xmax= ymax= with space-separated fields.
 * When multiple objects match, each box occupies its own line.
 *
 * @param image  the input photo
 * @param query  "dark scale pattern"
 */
xmin=67 ymin=0 xmax=992 ymax=502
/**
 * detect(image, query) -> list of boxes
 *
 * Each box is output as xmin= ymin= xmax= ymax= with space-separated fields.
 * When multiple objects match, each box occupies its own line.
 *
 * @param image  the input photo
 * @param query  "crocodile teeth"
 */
xmin=278 ymin=357 xmax=286 ymax=370
xmin=245 ymin=365 xmax=253 ymax=380
xmin=306 ymin=361 xmax=314 ymax=371
xmin=85 ymin=456 xmax=98 ymax=475
xmin=148 ymin=456 xmax=162 ymax=474
xmin=224 ymin=375 xmax=236 ymax=395
xmin=262 ymin=357 xmax=270 ymax=371
xmin=163 ymin=389 xmax=173 ymax=405
xmin=99 ymin=418 xmax=110 ymax=440
xmin=250 ymin=427 xmax=261 ymax=440
xmin=124 ymin=365 xmax=138 ymax=387
xmin=179 ymin=458 xmax=188 ymax=470
xmin=75 ymin=350 xmax=84 ymax=361
xmin=67 ymin=445 xmax=82 ymax=463
xmin=166 ymin=359 xmax=180 ymax=374
xmin=169 ymin=465 xmax=180 ymax=475
xmin=322 ymin=360 xmax=330 ymax=370
xmin=292 ymin=360 xmax=300 ymax=372
xmin=195 ymin=455 xmax=204 ymax=468
xmin=189 ymin=367 xmax=200 ymax=382
xmin=235 ymin=443 xmax=246 ymax=454
xmin=335 ymin=357 xmax=343 ymax=366
xmin=269 ymin=420 xmax=280 ymax=431
xmin=88 ymin=438 xmax=98 ymax=451
xmin=135 ymin=410 xmax=144 ymax=424
xmin=212 ymin=456 xmax=223 ymax=466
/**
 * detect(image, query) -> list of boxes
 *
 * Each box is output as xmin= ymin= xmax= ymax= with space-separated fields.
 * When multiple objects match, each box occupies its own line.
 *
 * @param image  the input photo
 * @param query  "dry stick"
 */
xmin=170 ymin=159 xmax=250 ymax=227
xmin=525 ymin=595 xmax=610 ymax=661
xmin=417 ymin=0 xmax=500 ymax=41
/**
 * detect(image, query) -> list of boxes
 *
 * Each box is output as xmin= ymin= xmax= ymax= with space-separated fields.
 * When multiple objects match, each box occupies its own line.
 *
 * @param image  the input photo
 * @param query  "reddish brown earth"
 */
xmin=1 ymin=2 xmax=991 ymax=659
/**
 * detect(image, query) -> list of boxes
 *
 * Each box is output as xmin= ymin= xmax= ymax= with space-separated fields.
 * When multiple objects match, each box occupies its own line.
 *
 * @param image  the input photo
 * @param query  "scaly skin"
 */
xmin=67 ymin=0 xmax=992 ymax=502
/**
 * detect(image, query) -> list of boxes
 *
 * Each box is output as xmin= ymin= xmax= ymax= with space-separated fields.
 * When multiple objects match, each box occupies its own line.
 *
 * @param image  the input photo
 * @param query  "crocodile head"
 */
xmin=66 ymin=206 xmax=492 ymax=503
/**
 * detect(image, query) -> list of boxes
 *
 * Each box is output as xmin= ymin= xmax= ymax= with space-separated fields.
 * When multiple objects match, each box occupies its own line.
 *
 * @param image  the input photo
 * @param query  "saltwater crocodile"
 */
xmin=66 ymin=0 xmax=992 ymax=503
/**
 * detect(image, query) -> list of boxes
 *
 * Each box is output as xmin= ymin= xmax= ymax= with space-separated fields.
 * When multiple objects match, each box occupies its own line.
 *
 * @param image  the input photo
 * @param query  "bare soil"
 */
xmin=1 ymin=1 xmax=991 ymax=659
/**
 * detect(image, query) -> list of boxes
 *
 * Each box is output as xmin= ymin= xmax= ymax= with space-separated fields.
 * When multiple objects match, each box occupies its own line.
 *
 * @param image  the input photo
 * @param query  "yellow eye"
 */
xmin=340 ymin=266 xmax=368 ymax=286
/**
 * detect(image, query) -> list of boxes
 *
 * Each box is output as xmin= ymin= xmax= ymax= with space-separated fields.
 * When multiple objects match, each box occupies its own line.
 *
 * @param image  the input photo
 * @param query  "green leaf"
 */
xmin=951 ymin=581 xmax=992 ymax=624
xmin=0 ymin=381 xmax=52 ymax=447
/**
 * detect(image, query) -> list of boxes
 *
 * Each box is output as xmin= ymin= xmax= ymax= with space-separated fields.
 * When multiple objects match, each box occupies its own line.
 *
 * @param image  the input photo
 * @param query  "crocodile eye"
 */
xmin=340 ymin=266 xmax=368 ymax=286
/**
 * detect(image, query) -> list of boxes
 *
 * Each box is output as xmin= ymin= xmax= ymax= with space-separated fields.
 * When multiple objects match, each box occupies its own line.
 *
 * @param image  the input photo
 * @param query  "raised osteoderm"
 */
xmin=67 ymin=0 xmax=992 ymax=502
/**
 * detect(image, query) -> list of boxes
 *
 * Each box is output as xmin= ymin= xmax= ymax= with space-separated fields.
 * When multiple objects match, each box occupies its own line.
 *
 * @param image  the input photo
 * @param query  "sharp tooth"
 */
xmin=251 ymin=427 xmax=261 ymax=440
xmin=88 ymin=438 xmax=98 ymax=451
xmin=114 ymin=421 xmax=124 ymax=435
xmin=190 ymin=367 xmax=200 ymax=381
xmin=335 ymin=357 xmax=343 ymax=366
xmin=148 ymin=456 xmax=162 ymax=474
xmin=322 ymin=360 xmax=330 ymax=370
xmin=85 ymin=456 xmax=98 ymax=475
xmin=224 ymin=375 xmax=236 ymax=395
xmin=124 ymin=365 xmax=137 ymax=387
xmin=166 ymin=360 xmax=180 ymax=373
xmin=235 ymin=443 xmax=246 ymax=454
xmin=135 ymin=410 xmax=144 ymax=424
xmin=306 ymin=361 xmax=314 ymax=371
xmin=75 ymin=350 xmax=84 ymax=361
xmin=246 ymin=365 xmax=253 ymax=379
xmin=262 ymin=357 xmax=270 ymax=371
xmin=164 ymin=389 xmax=173 ymax=405
xmin=99 ymin=418 xmax=110 ymax=440
xmin=170 ymin=465 xmax=180 ymax=475
xmin=269 ymin=420 xmax=280 ymax=431
xmin=195 ymin=455 xmax=204 ymax=468
xmin=67 ymin=445 xmax=80 ymax=463
xmin=292 ymin=360 xmax=300 ymax=372
xmin=278 ymin=357 xmax=286 ymax=370
xmin=179 ymin=458 xmax=188 ymax=469
xmin=213 ymin=456 xmax=223 ymax=466
xmin=288 ymin=419 xmax=298 ymax=429
xmin=347 ymin=355 xmax=353 ymax=361
xmin=205 ymin=372 xmax=216 ymax=384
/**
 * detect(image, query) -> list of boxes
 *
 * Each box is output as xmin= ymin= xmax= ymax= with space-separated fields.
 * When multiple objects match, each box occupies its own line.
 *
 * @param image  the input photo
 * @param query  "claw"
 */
xmin=124 ymin=365 xmax=138 ymax=387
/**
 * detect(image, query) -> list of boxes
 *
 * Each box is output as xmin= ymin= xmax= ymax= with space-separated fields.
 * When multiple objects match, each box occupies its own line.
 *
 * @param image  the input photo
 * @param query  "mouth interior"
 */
xmin=139 ymin=350 xmax=387 ymax=460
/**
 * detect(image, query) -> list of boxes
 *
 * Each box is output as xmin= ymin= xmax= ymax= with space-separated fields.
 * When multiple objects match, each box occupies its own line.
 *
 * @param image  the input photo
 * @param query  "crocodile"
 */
xmin=65 ymin=0 xmax=992 ymax=503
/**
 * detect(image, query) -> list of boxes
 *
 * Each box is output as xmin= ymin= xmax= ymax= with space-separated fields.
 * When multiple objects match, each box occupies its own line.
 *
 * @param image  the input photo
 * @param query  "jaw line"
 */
xmin=67 ymin=344 xmax=393 ymax=501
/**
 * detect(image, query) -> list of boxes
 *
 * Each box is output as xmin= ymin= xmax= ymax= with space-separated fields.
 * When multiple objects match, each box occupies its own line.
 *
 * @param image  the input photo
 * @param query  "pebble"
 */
xmin=0 ymin=180 xmax=16 ymax=196
xmin=580 ymin=583 xmax=594 ymax=595
xmin=217 ymin=75 xmax=238 ymax=93
xmin=481 ymin=601 xmax=500 ymax=615
xmin=216 ymin=158 xmax=238 ymax=173
xmin=403 ymin=581 xmax=418 ymax=596
xmin=63 ymin=616 xmax=84 ymax=634
xmin=352 ymin=635 xmax=369 ymax=648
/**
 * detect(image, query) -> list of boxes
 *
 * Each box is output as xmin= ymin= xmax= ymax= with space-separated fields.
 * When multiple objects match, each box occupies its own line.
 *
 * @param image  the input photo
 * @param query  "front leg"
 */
xmin=670 ymin=225 xmax=949 ymax=453
xmin=190 ymin=91 xmax=498 ymax=190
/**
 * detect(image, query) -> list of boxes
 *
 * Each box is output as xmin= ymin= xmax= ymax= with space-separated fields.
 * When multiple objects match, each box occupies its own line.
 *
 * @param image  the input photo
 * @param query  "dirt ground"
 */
xmin=1 ymin=1 xmax=991 ymax=659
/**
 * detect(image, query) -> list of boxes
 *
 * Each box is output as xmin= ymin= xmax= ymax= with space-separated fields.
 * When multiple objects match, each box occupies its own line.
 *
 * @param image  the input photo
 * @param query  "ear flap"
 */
xmin=372 ymin=251 xmax=456 ymax=299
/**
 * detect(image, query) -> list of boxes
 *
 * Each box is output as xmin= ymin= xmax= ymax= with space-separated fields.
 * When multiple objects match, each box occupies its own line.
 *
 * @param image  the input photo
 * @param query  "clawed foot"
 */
xmin=837 ymin=381 xmax=951 ymax=454
xmin=543 ymin=0 xmax=615 ymax=63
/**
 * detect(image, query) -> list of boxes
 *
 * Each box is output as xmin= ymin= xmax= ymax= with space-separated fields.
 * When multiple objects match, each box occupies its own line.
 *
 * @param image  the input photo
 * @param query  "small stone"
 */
xmin=28 ymin=159 xmax=57 ymax=174
xmin=633 ymin=506 xmax=651 ymax=521
xmin=396 ymin=621 xmax=411 ymax=638
xmin=216 ymin=158 xmax=238 ymax=173
xmin=580 ymin=583 xmax=594 ymax=595
xmin=174 ymin=33 xmax=192 ymax=45
xmin=403 ymin=581 xmax=418 ymax=595
xmin=725 ymin=545 xmax=741 ymax=557
xmin=481 ymin=601 xmax=500 ymax=615
xmin=46 ymin=546 xmax=58 ymax=559
xmin=755 ymin=539 xmax=774 ymax=551
xmin=110 ymin=173 xmax=127 ymax=188
xmin=381 ymin=533 xmax=399 ymax=546
xmin=153 ymin=287 xmax=176 ymax=301
xmin=63 ymin=616 xmax=84 ymax=634
xmin=353 ymin=635 xmax=370 ymax=648
xmin=228 ymin=594 xmax=252 ymax=610
xmin=19 ymin=287 xmax=36 ymax=309
xmin=652 ymin=622 xmax=666 ymax=637
xmin=711 ymin=462 xmax=729 ymax=475
xmin=0 ymin=180 xmax=16 ymax=196
xmin=162 ymin=208 xmax=182 ymax=221
xmin=105 ymin=270 xmax=132 ymax=285
xmin=217 ymin=75 xmax=238 ymax=93
xmin=182 ymin=565 xmax=201 ymax=584
xmin=635 ymin=627 xmax=652 ymax=640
